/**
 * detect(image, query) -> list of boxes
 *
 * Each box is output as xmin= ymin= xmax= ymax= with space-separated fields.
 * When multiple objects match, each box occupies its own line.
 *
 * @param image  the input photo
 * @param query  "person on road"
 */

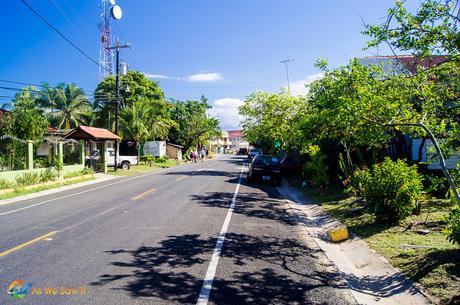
xmin=199 ymin=147 xmax=206 ymax=162
xmin=191 ymin=150 xmax=198 ymax=163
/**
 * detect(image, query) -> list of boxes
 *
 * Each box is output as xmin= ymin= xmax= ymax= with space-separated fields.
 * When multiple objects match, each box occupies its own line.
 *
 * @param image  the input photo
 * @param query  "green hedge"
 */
xmin=360 ymin=158 xmax=423 ymax=222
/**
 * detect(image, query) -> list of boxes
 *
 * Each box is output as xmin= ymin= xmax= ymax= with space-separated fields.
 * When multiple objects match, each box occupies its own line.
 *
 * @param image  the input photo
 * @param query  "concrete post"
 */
xmin=102 ymin=142 xmax=108 ymax=174
xmin=58 ymin=141 xmax=64 ymax=179
xmin=58 ymin=141 xmax=64 ymax=165
xmin=26 ymin=140 xmax=34 ymax=170
xmin=79 ymin=140 xmax=85 ymax=166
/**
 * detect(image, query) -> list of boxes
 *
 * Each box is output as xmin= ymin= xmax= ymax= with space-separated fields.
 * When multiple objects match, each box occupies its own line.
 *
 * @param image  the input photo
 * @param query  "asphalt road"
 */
xmin=0 ymin=155 xmax=356 ymax=305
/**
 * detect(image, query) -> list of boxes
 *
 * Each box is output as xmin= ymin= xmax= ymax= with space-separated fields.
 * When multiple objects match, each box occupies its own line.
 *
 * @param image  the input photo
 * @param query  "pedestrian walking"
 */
xmin=200 ymin=147 xmax=206 ymax=162
xmin=191 ymin=150 xmax=198 ymax=163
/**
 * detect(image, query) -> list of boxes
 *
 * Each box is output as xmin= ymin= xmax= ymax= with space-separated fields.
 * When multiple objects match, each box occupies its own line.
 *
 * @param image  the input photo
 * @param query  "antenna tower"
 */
xmin=99 ymin=0 xmax=113 ymax=80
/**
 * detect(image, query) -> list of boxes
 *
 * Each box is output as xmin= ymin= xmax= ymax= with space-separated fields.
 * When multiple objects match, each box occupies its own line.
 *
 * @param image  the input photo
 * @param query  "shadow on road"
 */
xmin=164 ymin=170 xmax=235 ymax=177
xmin=190 ymin=188 xmax=299 ymax=227
xmin=90 ymin=231 xmax=347 ymax=304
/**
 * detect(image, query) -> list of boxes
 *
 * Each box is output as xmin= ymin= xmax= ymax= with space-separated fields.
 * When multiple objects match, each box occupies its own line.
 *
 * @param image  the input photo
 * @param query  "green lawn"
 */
xmin=0 ymin=177 xmax=95 ymax=200
xmin=303 ymin=186 xmax=459 ymax=304
xmin=107 ymin=160 xmax=185 ymax=176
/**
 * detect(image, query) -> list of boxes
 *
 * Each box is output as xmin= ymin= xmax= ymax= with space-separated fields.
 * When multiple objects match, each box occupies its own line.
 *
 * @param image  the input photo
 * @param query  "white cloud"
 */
xmin=143 ymin=73 xmax=171 ymax=79
xmin=208 ymin=98 xmax=243 ymax=130
xmin=288 ymin=73 xmax=324 ymax=96
xmin=185 ymin=73 xmax=223 ymax=82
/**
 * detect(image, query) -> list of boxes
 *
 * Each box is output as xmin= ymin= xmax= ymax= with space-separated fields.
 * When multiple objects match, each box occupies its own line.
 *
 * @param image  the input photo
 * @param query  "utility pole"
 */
xmin=280 ymin=58 xmax=294 ymax=95
xmin=107 ymin=41 xmax=130 ymax=171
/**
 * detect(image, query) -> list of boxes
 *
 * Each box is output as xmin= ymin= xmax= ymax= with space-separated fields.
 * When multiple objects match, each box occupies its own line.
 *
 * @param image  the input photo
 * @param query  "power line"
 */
xmin=50 ymin=0 xmax=83 ymax=38
xmin=19 ymin=0 xmax=110 ymax=73
xmin=0 ymin=79 xmax=113 ymax=98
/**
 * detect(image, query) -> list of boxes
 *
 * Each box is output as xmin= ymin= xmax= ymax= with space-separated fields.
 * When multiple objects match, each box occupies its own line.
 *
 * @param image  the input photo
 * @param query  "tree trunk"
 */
xmin=420 ymin=123 xmax=460 ymax=205
xmin=384 ymin=122 xmax=460 ymax=205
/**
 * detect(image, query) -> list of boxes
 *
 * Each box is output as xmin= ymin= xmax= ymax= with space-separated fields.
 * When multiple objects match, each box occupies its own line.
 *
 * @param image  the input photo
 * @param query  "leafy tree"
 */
xmin=168 ymin=96 xmax=221 ymax=151
xmin=305 ymin=58 xmax=460 ymax=204
xmin=239 ymin=91 xmax=308 ymax=154
xmin=38 ymin=83 xmax=91 ymax=129
xmin=93 ymin=71 xmax=164 ymax=131
xmin=363 ymin=0 xmax=460 ymax=57
xmin=4 ymin=88 xmax=49 ymax=142
xmin=0 ymin=88 xmax=49 ymax=170
xmin=363 ymin=0 xmax=460 ymax=204
xmin=120 ymin=98 xmax=176 ymax=164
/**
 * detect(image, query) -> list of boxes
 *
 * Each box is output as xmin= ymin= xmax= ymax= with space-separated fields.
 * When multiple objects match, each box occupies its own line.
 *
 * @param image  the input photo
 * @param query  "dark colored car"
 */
xmin=247 ymin=155 xmax=282 ymax=185
xmin=238 ymin=147 xmax=248 ymax=155
xmin=247 ymin=148 xmax=260 ymax=161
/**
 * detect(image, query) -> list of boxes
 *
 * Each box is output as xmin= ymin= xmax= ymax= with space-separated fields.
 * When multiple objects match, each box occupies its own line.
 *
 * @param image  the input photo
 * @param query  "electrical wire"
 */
xmin=50 ymin=0 xmax=83 ymax=39
xmin=19 ymin=0 xmax=110 ymax=73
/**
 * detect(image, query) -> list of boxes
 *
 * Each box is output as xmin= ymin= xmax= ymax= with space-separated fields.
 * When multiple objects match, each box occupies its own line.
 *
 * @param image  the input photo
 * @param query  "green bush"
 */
xmin=155 ymin=157 xmax=167 ymax=163
xmin=64 ymin=167 xmax=93 ymax=179
xmin=345 ymin=167 xmax=368 ymax=197
xmin=140 ymin=155 xmax=155 ymax=166
xmin=0 ymin=178 xmax=14 ymax=190
xmin=423 ymin=173 xmax=450 ymax=198
xmin=64 ymin=171 xmax=81 ymax=179
xmin=40 ymin=168 xmax=57 ymax=182
xmin=303 ymin=145 xmax=328 ymax=187
xmin=361 ymin=158 xmax=423 ymax=222
xmin=444 ymin=206 xmax=460 ymax=246
xmin=15 ymin=172 xmax=40 ymax=187
xmin=81 ymin=167 xmax=94 ymax=175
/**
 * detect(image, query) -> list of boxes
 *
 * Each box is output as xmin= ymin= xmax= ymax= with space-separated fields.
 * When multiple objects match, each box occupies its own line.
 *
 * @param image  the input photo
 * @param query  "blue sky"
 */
xmin=1 ymin=0 xmax=419 ymax=130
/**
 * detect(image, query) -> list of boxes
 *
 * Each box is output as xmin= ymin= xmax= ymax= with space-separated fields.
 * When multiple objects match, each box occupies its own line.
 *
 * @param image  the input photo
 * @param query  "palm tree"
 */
xmin=120 ymin=100 xmax=150 ymax=165
xmin=120 ymin=98 xmax=176 ymax=165
xmin=43 ymin=83 xmax=91 ymax=129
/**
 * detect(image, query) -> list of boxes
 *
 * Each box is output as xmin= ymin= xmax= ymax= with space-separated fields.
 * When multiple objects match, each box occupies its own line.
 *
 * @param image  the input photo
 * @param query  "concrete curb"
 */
xmin=277 ymin=183 xmax=433 ymax=305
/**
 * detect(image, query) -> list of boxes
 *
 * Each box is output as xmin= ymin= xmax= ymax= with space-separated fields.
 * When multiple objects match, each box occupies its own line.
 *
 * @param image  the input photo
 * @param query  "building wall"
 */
xmin=166 ymin=145 xmax=182 ymax=160
xmin=412 ymin=139 xmax=460 ymax=170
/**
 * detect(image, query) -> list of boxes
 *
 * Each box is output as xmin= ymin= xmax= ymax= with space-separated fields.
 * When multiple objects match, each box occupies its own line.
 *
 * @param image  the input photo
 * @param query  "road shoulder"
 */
xmin=277 ymin=183 xmax=432 ymax=305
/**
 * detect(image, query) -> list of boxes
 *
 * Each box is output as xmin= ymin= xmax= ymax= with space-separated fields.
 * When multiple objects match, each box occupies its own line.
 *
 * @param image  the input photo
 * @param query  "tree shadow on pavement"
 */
xmin=164 ymin=170 xmax=235 ymax=177
xmin=341 ymin=272 xmax=425 ymax=298
xmin=90 ymin=232 xmax=350 ymax=304
xmin=191 ymin=190 xmax=299 ymax=227
xmin=90 ymin=234 xmax=215 ymax=303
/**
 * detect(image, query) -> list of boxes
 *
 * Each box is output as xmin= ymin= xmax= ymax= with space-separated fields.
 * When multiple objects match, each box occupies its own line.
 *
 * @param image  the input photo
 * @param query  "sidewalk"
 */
xmin=277 ymin=184 xmax=432 ymax=305
xmin=0 ymin=173 xmax=118 ymax=206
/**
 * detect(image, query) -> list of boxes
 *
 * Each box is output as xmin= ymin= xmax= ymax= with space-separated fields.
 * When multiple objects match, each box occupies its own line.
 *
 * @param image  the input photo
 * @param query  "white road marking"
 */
xmin=0 ymin=170 xmax=167 ymax=216
xmin=196 ymin=162 xmax=245 ymax=305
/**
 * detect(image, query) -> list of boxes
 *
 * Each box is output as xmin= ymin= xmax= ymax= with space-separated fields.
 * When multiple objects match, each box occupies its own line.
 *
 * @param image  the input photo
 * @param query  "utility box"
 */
xmin=143 ymin=141 xmax=166 ymax=158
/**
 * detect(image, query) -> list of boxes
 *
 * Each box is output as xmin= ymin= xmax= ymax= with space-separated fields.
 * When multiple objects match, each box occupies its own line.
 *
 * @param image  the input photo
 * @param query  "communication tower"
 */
xmin=98 ymin=0 xmax=123 ymax=80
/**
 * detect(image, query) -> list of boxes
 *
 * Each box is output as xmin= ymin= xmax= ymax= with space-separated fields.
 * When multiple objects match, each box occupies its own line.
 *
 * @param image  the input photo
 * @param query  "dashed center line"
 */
xmin=0 ymin=231 xmax=58 ymax=258
xmin=175 ymin=175 xmax=188 ymax=182
xmin=131 ymin=188 xmax=156 ymax=201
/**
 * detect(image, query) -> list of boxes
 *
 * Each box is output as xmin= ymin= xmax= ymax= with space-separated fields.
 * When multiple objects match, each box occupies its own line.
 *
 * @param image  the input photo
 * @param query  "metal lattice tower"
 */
xmin=99 ymin=0 xmax=114 ymax=80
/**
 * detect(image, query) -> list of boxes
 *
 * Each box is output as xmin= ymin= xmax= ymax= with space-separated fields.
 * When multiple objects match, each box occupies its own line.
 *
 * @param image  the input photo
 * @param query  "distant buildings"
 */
xmin=358 ymin=55 xmax=447 ymax=77
xmin=227 ymin=129 xmax=249 ymax=150
xmin=209 ymin=129 xmax=250 ymax=153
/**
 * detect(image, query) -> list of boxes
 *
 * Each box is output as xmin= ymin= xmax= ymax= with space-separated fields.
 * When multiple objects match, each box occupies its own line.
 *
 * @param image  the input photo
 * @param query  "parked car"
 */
xmin=247 ymin=155 xmax=282 ymax=185
xmin=247 ymin=148 xmax=260 ymax=161
xmin=86 ymin=149 xmax=137 ymax=170
xmin=107 ymin=149 xmax=137 ymax=169
xmin=238 ymin=147 xmax=248 ymax=155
